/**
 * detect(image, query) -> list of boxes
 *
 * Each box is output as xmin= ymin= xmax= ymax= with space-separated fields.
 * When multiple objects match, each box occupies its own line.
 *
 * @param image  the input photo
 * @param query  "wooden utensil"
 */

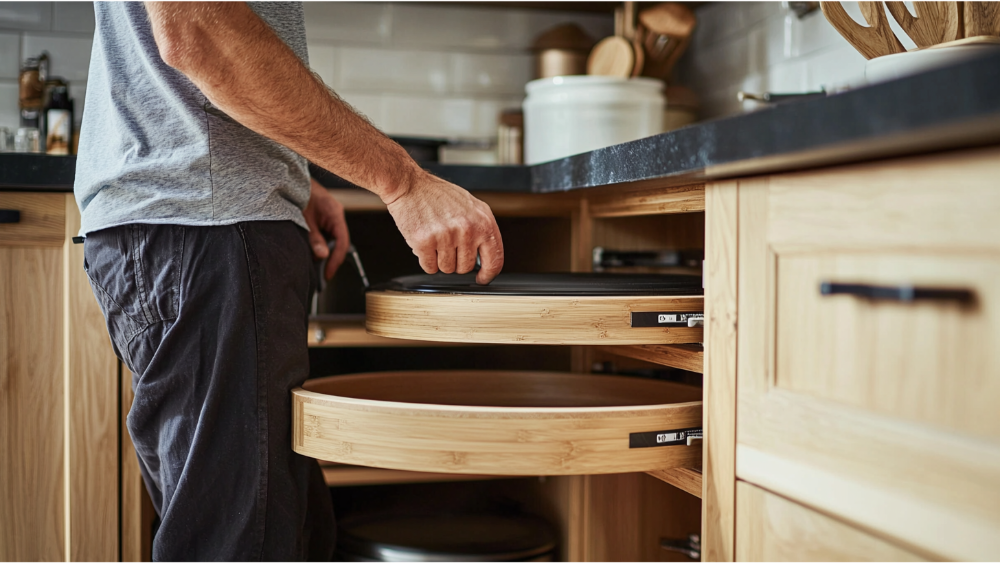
xmin=821 ymin=1 xmax=906 ymax=59
xmin=965 ymin=1 xmax=1000 ymax=37
xmin=885 ymin=2 xmax=962 ymax=48
xmin=636 ymin=2 xmax=696 ymax=81
xmin=587 ymin=0 xmax=641 ymax=78
xmin=588 ymin=36 xmax=635 ymax=77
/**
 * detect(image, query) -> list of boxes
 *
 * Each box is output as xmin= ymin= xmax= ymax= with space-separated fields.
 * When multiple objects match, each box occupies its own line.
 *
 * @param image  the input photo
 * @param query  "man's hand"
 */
xmin=302 ymin=178 xmax=349 ymax=281
xmin=386 ymin=172 xmax=503 ymax=285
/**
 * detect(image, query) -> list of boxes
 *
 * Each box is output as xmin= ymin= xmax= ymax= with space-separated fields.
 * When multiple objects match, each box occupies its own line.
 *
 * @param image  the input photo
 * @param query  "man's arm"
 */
xmin=144 ymin=2 xmax=503 ymax=283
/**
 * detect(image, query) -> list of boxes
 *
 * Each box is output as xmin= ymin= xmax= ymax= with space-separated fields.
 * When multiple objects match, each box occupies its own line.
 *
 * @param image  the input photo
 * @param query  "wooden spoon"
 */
xmin=821 ymin=1 xmax=906 ymax=59
xmin=885 ymin=2 xmax=961 ymax=48
xmin=965 ymin=2 xmax=1000 ymax=37
xmin=588 ymin=36 xmax=635 ymax=77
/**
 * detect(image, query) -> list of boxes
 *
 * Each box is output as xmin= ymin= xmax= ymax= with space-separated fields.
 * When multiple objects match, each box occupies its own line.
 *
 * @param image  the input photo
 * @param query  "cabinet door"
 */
xmin=735 ymin=147 xmax=1000 ymax=561
xmin=0 ymin=194 xmax=66 ymax=560
xmin=0 ymin=193 xmax=121 ymax=560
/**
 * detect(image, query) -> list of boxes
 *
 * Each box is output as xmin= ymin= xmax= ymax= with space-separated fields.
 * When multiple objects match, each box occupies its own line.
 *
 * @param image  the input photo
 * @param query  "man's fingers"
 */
xmin=415 ymin=248 xmax=439 ymax=274
xmin=308 ymin=227 xmax=329 ymax=260
xmin=475 ymin=230 xmax=504 ymax=285
xmin=456 ymin=242 xmax=477 ymax=274
xmin=437 ymin=246 xmax=458 ymax=274
xmin=324 ymin=216 xmax=350 ymax=280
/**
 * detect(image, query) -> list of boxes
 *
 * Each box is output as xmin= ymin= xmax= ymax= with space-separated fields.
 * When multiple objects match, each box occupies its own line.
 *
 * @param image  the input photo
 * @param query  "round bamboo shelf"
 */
xmin=365 ymin=273 xmax=704 ymax=345
xmin=292 ymin=370 xmax=702 ymax=476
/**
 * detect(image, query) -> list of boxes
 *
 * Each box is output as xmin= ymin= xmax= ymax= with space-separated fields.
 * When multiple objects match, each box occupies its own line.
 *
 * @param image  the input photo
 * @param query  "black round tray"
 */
xmin=336 ymin=513 xmax=557 ymax=562
xmin=375 ymin=272 xmax=703 ymax=297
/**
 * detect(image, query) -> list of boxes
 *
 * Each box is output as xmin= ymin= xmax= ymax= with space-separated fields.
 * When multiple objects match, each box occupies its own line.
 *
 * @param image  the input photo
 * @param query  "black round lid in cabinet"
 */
xmin=335 ymin=513 xmax=557 ymax=562
xmin=377 ymin=272 xmax=703 ymax=296
xmin=366 ymin=272 xmax=705 ymax=345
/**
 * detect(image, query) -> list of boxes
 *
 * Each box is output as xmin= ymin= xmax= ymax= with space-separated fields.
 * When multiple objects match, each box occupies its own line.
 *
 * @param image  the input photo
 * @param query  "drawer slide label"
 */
xmin=629 ymin=427 xmax=703 ymax=448
xmin=631 ymin=312 xmax=704 ymax=328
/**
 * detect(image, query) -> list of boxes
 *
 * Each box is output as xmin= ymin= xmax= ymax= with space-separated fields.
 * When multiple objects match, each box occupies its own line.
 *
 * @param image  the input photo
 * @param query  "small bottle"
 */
xmin=45 ymin=85 xmax=73 ymax=155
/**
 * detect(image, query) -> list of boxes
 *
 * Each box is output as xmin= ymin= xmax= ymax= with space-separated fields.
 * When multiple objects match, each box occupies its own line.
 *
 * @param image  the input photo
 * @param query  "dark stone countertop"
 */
xmin=4 ymin=50 xmax=999 ymax=195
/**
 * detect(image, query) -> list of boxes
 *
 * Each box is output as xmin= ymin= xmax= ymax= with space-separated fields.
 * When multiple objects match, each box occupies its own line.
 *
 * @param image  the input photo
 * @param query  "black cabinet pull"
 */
xmin=820 ymin=282 xmax=975 ymax=304
xmin=0 ymin=209 xmax=20 ymax=224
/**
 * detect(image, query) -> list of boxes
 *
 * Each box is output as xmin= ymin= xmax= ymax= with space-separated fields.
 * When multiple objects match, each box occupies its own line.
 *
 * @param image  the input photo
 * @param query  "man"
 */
xmin=74 ymin=2 xmax=504 ymax=560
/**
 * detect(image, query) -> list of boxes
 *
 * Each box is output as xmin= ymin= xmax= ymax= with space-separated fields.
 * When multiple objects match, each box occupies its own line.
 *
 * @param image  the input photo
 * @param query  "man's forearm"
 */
xmin=145 ymin=1 xmax=419 ymax=203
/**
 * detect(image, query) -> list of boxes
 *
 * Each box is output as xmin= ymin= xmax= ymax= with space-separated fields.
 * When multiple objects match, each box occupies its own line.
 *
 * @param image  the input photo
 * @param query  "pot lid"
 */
xmin=376 ymin=272 xmax=703 ymax=296
xmin=337 ymin=513 xmax=557 ymax=562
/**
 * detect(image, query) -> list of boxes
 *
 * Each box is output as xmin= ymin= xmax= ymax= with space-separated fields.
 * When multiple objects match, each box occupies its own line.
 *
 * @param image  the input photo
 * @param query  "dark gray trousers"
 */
xmin=83 ymin=221 xmax=335 ymax=561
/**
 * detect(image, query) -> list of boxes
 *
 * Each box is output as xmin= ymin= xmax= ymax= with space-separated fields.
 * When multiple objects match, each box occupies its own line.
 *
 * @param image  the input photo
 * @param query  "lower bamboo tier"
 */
xmin=365 ymin=291 xmax=704 ymax=345
xmin=293 ymin=370 xmax=702 ymax=475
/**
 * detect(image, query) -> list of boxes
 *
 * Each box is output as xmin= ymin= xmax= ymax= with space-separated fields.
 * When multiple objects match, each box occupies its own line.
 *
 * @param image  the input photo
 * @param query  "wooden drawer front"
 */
xmin=0 ymin=193 xmax=66 ymax=247
xmin=293 ymin=371 xmax=703 ymax=475
xmin=736 ymin=147 xmax=1000 ymax=561
xmin=776 ymin=254 xmax=999 ymax=440
xmin=736 ymin=482 xmax=927 ymax=561
xmin=367 ymin=292 xmax=704 ymax=345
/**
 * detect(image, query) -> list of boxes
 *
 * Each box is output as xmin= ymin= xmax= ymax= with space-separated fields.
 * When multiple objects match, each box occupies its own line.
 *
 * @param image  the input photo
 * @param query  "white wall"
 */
xmin=0 ymin=2 xmax=613 ymax=142
xmin=674 ymin=1 xmax=918 ymax=120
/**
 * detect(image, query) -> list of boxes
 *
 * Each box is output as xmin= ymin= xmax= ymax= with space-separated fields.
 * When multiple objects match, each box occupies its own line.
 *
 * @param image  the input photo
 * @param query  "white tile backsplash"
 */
xmin=0 ymin=2 xmax=50 ymax=31
xmin=451 ymin=52 xmax=532 ymax=96
xmin=22 ymin=33 xmax=92 ymax=82
xmin=304 ymin=2 xmax=390 ymax=45
xmin=0 ymin=32 xmax=20 ymax=78
xmin=677 ymin=2 xmax=891 ymax=119
xmin=0 ymin=81 xmax=19 ymax=130
xmin=307 ymin=43 xmax=337 ymax=88
xmin=0 ymin=1 xmax=612 ymax=143
xmin=339 ymin=47 xmax=449 ymax=94
xmin=52 ymin=1 xmax=92 ymax=34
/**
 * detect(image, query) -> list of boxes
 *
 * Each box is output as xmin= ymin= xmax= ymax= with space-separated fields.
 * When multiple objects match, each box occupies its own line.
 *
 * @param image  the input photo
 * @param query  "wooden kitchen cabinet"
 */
xmin=713 ymin=145 xmax=1000 ymax=561
xmin=0 ymin=192 xmax=121 ymax=561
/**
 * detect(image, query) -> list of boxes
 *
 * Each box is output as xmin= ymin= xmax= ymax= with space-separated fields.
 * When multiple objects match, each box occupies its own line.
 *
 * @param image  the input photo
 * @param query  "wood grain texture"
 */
xmin=0 ymin=192 xmax=65 ymax=246
xmin=588 ymin=184 xmax=705 ymax=218
xmin=821 ymin=1 xmax=906 ymax=59
xmin=584 ymin=472 xmax=702 ymax=562
xmin=646 ymin=467 xmax=702 ymax=499
xmin=775 ymin=253 xmax=1000 ymax=440
xmin=321 ymin=464 xmax=509 ymax=487
xmin=366 ymin=291 xmax=704 ymax=345
xmin=885 ymin=1 xmax=961 ymax=47
xmin=964 ymin=1 xmax=1000 ymax=37
xmin=294 ymin=371 xmax=703 ymax=475
xmin=121 ymin=368 xmax=153 ymax=562
xmin=592 ymin=213 xmax=705 ymax=259
xmin=736 ymin=481 xmax=927 ymax=561
xmin=307 ymin=318 xmax=471 ymax=347
xmin=587 ymin=36 xmax=635 ymax=77
xmin=0 ymin=245 xmax=65 ymax=560
xmin=767 ymin=145 xmax=1000 ymax=253
xmin=736 ymin=151 xmax=1000 ymax=560
xmin=65 ymin=194 xmax=119 ymax=560
xmin=701 ymin=181 xmax=739 ymax=562
xmin=596 ymin=344 xmax=703 ymax=373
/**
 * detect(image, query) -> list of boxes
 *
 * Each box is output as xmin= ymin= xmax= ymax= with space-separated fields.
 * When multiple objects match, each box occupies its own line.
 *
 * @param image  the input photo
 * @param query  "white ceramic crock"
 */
xmin=523 ymin=76 xmax=665 ymax=165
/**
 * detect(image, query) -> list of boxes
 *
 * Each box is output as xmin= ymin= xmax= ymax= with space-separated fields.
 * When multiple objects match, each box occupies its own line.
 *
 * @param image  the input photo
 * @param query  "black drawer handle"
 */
xmin=820 ymin=282 xmax=975 ymax=304
xmin=0 ymin=209 xmax=21 ymax=224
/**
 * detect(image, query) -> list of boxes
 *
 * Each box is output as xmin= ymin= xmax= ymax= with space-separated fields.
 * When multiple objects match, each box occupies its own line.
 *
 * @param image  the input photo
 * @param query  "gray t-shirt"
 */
xmin=74 ymin=2 xmax=311 ymax=235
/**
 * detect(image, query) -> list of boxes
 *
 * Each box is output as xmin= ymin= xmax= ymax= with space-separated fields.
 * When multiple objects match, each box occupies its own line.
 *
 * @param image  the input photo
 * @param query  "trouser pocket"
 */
xmin=83 ymin=224 xmax=182 ymax=376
